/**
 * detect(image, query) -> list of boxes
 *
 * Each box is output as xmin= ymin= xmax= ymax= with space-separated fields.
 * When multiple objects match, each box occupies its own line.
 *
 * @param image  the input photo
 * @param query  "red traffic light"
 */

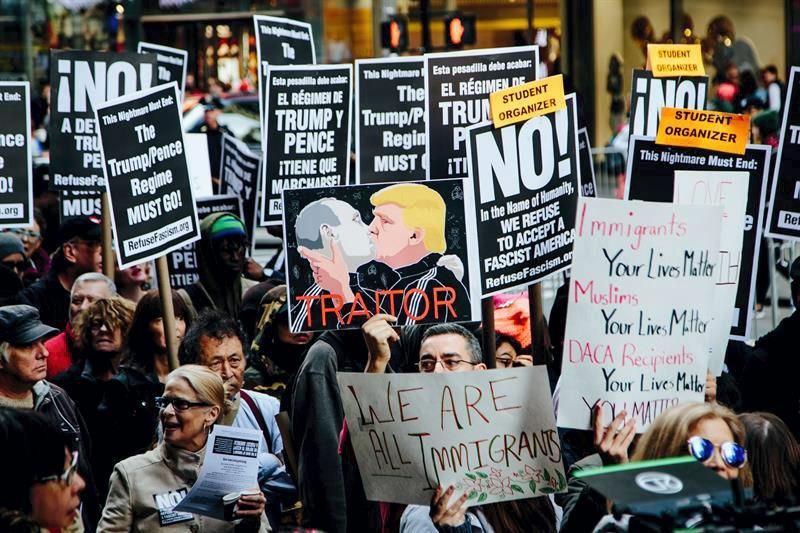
xmin=444 ymin=13 xmax=476 ymax=48
xmin=381 ymin=16 xmax=408 ymax=52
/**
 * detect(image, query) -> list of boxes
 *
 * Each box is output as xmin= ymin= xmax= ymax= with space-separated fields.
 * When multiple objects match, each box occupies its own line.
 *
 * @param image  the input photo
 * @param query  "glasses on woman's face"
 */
xmin=418 ymin=356 xmax=478 ymax=373
xmin=155 ymin=396 xmax=210 ymax=411
xmin=34 ymin=450 xmax=79 ymax=485
xmin=687 ymin=436 xmax=747 ymax=468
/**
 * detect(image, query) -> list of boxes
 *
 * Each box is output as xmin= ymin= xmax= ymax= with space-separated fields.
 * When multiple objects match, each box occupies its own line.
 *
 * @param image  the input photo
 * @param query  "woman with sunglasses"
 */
xmin=0 ymin=407 xmax=86 ymax=531
xmin=99 ymin=365 xmax=268 ymax=532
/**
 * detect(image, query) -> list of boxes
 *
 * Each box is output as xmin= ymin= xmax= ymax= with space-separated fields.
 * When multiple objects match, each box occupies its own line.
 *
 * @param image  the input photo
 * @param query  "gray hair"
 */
xmin=421 ymin=323 xmax=483 ymax=364
xmin=71 ymin=272 xmax=117 ymax=299
xmin=294 ymin=199 xmax=341 ymax=251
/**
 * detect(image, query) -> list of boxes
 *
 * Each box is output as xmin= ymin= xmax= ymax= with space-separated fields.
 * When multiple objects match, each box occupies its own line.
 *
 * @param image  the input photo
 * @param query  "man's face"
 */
xmin=323 ymin=200 xmax=374 ymax=270
xmin=368 ymin=203 xmax=415 ymax=263
xmin=197 ymin=334 xmax=245 ymax=399
xmin=1 ymin=340 xmax=49 ymax=385
xmin=214 ymin=236 xmax=247 ymax=276
xmin=65 ymin=239 xmax=102 ymax=275
xmin=418 ymin=333 xmax=486 ymax=373
xmin=70 ymin=280 xmax=113 ymax=322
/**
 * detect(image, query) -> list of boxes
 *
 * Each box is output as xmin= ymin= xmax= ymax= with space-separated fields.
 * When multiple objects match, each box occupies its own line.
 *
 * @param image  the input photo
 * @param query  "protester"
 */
xmin=0 ymin=408 xmax=85 ymax=531
xmin=240 ymin=280 xmax=279 ymax=342
xmin=114 ymin=262 xmax=151 ymax=304
xmin=179 ymin=213 xmax=257 ymax=320
xmin=8 ymin=208 xmax=50 ymax=286
xmin=0 ymin=233 xmax=26 ymax=305
xmin=741 ymin=412 xmax=800 ymax=505
xmin=761 ymin=64 xmax=784 ymax=114
xmin=99 ymin=365 xmax=268 ymax=531
xmin=201 ymin=98 xmax=228 ymax=187
xmin=17 ymin=217 xmax=102 ymax=330
xmin=0 ymin=304 xmax=99 ymax=530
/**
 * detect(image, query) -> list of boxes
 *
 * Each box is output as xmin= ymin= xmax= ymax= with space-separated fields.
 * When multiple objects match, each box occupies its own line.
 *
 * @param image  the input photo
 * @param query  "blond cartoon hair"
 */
xmin=370 ymin=184 xmax=446 ymax=253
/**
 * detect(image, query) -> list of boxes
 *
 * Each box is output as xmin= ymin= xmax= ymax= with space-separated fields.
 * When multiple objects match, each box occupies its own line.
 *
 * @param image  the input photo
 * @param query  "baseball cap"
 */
xmin=0 ymin=305 xmax=59 ymax=345
xmin=60 ymin=217 xmax=101 ymax=243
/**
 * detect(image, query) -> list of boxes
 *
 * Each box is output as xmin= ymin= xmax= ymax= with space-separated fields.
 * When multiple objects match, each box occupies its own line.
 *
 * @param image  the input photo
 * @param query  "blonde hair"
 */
xmin=167 ymin=365 xmax=228 ymax=422
xmin=73 ymin=296 xmax=136 ymax=353
xmin=370 ymin=184 xmax=446 ymax=253
xmin=631 ymin=402 xmax=752 ymax=486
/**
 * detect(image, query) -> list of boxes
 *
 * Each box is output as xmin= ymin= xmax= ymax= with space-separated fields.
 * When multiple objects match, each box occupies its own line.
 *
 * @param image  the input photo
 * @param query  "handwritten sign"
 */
xmin=656 ymin=108 xmax=749 ymax=155
xmin=489 ymin=74 xmax=566 ymax=128
xmin=338 ymin=367 xmax=565 ymax=506
xmin=647 ymin=44 xmax=705 ymax=77
xmin=557 ymin=197 xmax=722 ymax=431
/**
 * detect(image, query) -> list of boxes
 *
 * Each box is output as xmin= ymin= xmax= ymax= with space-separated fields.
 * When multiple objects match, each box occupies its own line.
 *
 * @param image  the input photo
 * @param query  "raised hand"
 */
xmin=362 ymin=314 xmax=399 ymax=373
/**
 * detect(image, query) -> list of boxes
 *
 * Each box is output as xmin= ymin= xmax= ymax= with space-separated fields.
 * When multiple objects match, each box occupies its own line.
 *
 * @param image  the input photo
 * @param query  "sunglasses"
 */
xmin=155 ymin=396 xmax=210 ymax=411
xmin=687 ymin=436 xmax=747 ymax=468
xmin=34 ymin=450 xmax=79 ymax=485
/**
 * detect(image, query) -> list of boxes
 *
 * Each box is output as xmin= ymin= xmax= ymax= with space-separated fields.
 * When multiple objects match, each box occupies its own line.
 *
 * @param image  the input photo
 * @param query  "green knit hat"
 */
xmin=209 ymin=214 xmax=246 ymax=240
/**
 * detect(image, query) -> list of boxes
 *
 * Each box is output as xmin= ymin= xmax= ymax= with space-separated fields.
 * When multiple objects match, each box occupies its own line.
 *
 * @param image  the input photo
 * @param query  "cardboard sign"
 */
xmin=425 ymin=46 xmax=539 ymax=180
xmin=137 ymin=42 xmax=188 ymax=101
xmin=647 ymin=44 xmax=705 ymax=77
xmin=557 ymin=198 xmax=722 ymax=431
xmin=282 ymin=179 xmax=480 ymax=332
xmin=259 ymin=64 xmax=352 ymax=226
xmin=626 ymin=136 xmax=770 ymax=340
xmin=578 ymin=128 xmax=597 ymax=197
xmin=355 ymin=57 xmax=426 ymax=184
xmin=765 ymin=66 xmax=800 ymax=240
xmin=656 ymin=108 xmax=749 ymax=155
xmin=465 ymin=94 xmax=579 ymax=296
xmin=95 ymin=82 xmax=200 ymax=268
xmin=338 ymin=367 xmax=565 ymax=506
xmin=629 ymin=69 xmax=708 ymax=137
xmin=0 ymin=82 xmax=33 ymax=227
xmin=489 ymin=74 xmax=566 ymax=128
xmin=219 ymin=134 xmax=260 ymax=254
xmin=167 ymin=194 xmax=242 ymax=288
xmin=674 ymin=171 xmax=748 ymax=376
xmin=50 ymin=51 xmax=157 ymax=192
xmin=59 ymin=190 xmax=101 ymax=223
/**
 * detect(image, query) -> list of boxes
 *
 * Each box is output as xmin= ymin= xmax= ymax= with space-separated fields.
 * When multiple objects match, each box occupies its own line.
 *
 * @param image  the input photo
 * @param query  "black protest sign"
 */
xmin=137 ymin=42 xmax=188 ymax=100
xmin=425 ymin=46 xmax=539 ymax=180
xmin=282 ymin=179 xmax=479 ymax=332
xmin=467 ymin=94 xmax=579 ymax=296
xmin=95 ymin=83 xmax=200 ymax=269
xmin=260 ymin=64 xmax=352 ymax=225
xmin=50 ymin=51 xmax=157 ymax=192
xmin=0 ymin=82 xmax=32 ymax=226
xmin=628 ymin=69 xmax=708 ymax=137
xmin=355 ymin=57 xmax=426 ymax=183
xmin=578 ymin=127 xmax=596 ymax=197
xmin=766 ymin=67 xmax=800 ymax=240
xmin=219 ymin=134 xmax=260 ymax=253
xmin=626 ymin=136 xmax=769 ymax=339
xmin=59 ymin=190 xmax=101 ymax=223
xmin=254 ymin=15 xmax=315 ymax=67
xmin=167 ymin=195 xmax=242 ymax=288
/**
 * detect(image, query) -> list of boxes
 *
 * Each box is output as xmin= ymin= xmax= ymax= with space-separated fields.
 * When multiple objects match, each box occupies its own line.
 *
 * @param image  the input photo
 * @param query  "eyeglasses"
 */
xmin=34 ymin=450 xmax=79 ymax=485
xmin=418 ymin=357 xmax=479 ymax=373
xmin=687 ymin=436 xmax=747 ymax=468
xmin=155 ymin=396 xmax=210 ymax=411
xmin=8 ymin=229 xmax=41 ymax=240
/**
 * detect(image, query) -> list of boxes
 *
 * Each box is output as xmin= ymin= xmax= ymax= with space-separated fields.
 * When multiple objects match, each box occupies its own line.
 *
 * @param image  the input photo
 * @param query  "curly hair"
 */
xmin=72 ymin=296 xmax=135 ymax=354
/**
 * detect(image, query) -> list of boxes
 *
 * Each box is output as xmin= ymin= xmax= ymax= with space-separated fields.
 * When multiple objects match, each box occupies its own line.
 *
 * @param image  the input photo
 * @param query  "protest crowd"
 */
xmin=2 ymin=12 xmax=800 ymax=533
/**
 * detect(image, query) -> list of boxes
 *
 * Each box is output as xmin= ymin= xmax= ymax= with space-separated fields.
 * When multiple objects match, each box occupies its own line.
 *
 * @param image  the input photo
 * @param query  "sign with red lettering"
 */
xmin=338 ymin=367 xmax=565 ymax=505
xmin=282 ymin=179 xmax=480 ymax=332
xmin=557 ymin=197 xmax=722 ymax=431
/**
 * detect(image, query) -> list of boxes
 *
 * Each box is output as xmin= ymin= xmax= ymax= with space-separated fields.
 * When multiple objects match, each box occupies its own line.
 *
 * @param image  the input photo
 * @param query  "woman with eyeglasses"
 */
xmin=99 ymin=365 xmax=268 ymax=532
xmin=0 ymin=407 xmax=86 ymax=531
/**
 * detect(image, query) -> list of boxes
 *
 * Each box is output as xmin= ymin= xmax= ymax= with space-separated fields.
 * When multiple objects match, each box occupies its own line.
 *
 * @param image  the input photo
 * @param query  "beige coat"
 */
xmin=98 ymin=442 xmax=268 ymax=532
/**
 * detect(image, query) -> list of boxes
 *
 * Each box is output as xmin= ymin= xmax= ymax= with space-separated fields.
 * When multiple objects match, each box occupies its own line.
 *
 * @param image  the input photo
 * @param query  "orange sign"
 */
xmin=655 ymin=108 xmax=750 ymax=154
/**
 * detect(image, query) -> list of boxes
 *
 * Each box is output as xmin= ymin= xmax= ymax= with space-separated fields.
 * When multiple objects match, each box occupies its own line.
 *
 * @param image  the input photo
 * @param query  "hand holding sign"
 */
xmin=430 ymin=485 xmax=469 ymax=528
xmin=362 ymin=314 xmax=399 ymax=373
xmin=298 ymin=239 xmax=354 ymax=302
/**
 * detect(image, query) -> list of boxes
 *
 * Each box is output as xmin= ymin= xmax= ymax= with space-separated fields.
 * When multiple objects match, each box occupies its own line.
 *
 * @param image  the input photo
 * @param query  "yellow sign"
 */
xmin=647 ymin=44 xmax=705 ymax=77
xmin=489 ymin=74 xmax=566 ymax=128
xmin=656 ymin=108 xmax=750 ymax=154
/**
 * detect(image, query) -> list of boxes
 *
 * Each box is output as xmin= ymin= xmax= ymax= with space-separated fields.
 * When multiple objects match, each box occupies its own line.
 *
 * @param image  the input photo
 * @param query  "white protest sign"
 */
xmin=674 ymin=171 xmax=748 ymax=376
xmin=557 ymin=197 xmax=722 ymax=431
xmin=338 ymin=367 xmax=565 ymax=506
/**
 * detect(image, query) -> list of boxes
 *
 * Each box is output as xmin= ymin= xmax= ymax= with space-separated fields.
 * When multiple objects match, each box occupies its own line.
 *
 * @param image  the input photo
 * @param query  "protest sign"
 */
xmin=656 ymin=108 xmax=749 ymax=155
xmin=167 ymin=194 xmax=242 ymax=288
xmin=0 ymin=81 xmax=33 ymax=226
xmin=578 ymin=128 xmax=597 ymax=197
xmin=137 ymin=42 xmax=188 ymax=100
xmin=626 ymin=136 xmax=770 ymax=340
xmin=557 ymin=197 xmax=722 ymax=431
xmin=253 ymin=15 xmax=315 ymax=67
xmin=674 ymin=171 xmax=748 ymax=375
xmin=282 ymin=179 xmax=479 ymax=332
xmin=646 ymin=44 xmax=705 ymax=77
xmin=489 ymin=74 xmax=566 ymax=128
xmin=355 ymin=57 xmax=426 ymax=184
xmin=465 ymin=94 xmax=579 ymax=296
xmin=766 ymin=66 xmax=800 ymax=240
xmin=629 ymin=69 xmax=708 ymax=137
xmin=94 ymin=82 xmax=200 ymax=268
xmin=425 ymin=46 xmax=538 ymax=180
xmin=184 ymin=133 xmax=213 ymax=197
xmin=50 ymin=51 xmax=157 ymax=192
xmin=219 ymin=134 xmax=260 ymax=252
xmin=260 ymin=64 xmax=352 ymax=225
xmin=60 ymin=190 xmax=101 ymax=222
xmin=338 ymin=366 xmax=565 ymax=506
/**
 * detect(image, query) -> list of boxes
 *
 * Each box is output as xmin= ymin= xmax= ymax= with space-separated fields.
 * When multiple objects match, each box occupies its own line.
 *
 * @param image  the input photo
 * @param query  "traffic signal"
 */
xmin=444 ymin=13 xmax=476 ymax=49
xmin=381 ymin=16 xmax=408 ymax=53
